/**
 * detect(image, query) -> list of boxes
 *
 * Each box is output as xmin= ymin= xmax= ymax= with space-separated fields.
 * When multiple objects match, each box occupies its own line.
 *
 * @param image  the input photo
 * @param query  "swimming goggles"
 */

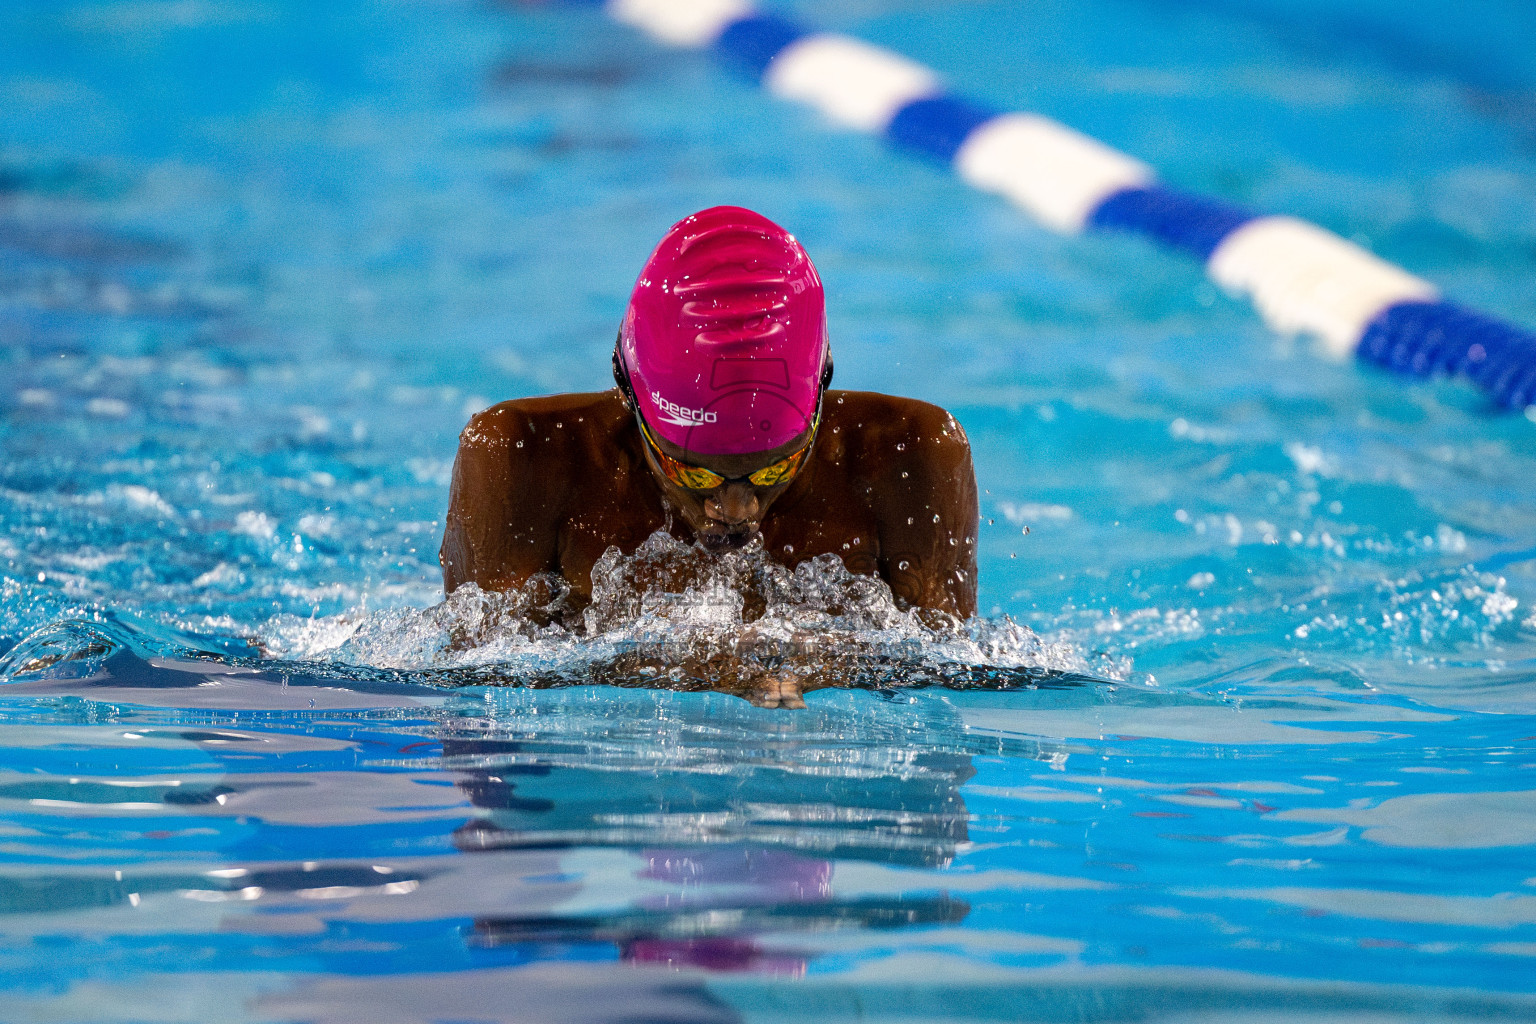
xmin=636 ymin=413 xmax=818 ymax=491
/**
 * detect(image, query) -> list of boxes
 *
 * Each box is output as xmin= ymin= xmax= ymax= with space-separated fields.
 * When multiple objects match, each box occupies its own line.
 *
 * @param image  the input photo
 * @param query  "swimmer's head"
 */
xmin=616 ymin=206 xmax=831 ymax=457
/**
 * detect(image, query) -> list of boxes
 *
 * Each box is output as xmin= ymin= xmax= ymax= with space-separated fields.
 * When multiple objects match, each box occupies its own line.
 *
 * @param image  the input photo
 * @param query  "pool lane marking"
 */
xmin=582 ymin=0 xmax=1536 ymax=412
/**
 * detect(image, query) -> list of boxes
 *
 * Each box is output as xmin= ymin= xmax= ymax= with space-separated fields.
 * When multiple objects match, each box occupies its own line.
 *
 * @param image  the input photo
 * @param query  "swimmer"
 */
xmin=440 ymin=206 xmax=978 ymax=706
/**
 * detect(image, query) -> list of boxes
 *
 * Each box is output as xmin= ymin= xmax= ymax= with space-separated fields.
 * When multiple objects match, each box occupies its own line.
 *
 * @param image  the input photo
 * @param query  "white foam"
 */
xmin=112 ymin=484 xmax=175 ymax=518
xmin=233 ymin=510 xmax=276 ymax=540
xmin=86 ymin=397 xmax=131 ymax=418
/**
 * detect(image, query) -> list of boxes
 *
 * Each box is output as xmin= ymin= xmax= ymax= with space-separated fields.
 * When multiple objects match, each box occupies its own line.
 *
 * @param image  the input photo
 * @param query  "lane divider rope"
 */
xmin=599 ymin=0 xmax=1536 ymax=411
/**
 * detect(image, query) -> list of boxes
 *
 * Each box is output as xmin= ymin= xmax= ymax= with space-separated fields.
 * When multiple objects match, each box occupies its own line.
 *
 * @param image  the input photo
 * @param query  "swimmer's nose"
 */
xmin=705 ymin=482 xmax=760 ymax=528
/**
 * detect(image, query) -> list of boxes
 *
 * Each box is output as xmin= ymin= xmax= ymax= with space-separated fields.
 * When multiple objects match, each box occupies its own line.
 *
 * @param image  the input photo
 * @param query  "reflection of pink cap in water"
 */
xmin=619 ymin=206 xmax=829 ymax=456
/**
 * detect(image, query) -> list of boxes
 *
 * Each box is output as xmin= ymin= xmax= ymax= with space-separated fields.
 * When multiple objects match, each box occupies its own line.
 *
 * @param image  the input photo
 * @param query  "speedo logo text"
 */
xmin=651 ymin=392 xmax=717 ymax=427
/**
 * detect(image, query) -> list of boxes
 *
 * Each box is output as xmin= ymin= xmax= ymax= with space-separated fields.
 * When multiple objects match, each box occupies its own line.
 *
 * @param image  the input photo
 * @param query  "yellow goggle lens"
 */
xmin=669 ymin=461 xmax=727 ymax=490
xmin=639 ymin=418 xmax=815 ymax=492
xmin=745 ymin=448 xmax=807 ymax=487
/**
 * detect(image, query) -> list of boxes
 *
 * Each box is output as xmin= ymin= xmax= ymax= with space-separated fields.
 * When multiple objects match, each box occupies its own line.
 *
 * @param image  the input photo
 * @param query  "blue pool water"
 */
xmin=3 ymin=0 xmax=1536 ymax=1020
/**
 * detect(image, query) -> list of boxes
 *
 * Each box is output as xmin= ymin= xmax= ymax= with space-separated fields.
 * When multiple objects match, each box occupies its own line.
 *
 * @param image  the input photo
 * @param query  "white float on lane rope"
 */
xmin=764 ymin=34 xmax=941 ymax=133
xmin=1208 ymin=217 xmax=1440 ymax=359
xmin=606 ymin=0 xmax=752 ymax=47
xmin=954 ymin=114 xmax=1154 ymax=235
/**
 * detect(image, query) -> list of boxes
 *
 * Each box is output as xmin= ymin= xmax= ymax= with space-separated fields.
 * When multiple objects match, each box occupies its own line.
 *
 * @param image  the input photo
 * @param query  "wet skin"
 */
xmin=440 ymin=389 xmax=979 ymax=702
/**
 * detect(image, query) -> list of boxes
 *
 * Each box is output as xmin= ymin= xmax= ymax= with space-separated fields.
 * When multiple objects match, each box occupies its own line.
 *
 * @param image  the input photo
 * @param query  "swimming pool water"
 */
xmin=3 ymin=0 xmax=1536 ymax=1020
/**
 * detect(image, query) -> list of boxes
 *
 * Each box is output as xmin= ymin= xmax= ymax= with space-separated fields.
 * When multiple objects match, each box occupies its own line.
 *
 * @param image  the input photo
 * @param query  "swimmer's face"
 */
xmin=640 ymin=425 xmax=815 ymax=551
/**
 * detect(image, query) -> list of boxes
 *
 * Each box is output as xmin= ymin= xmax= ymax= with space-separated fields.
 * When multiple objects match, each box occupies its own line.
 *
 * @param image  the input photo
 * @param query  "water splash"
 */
xmin=254 ymin=531 xmax=1111 ymax=690
xmin=0 ymin=607 xmax=237 ymax=683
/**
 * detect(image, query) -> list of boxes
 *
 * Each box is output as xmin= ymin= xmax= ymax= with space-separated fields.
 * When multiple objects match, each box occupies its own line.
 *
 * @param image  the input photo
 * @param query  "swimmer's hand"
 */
xmin=589 ymin=626 xmax=823 ymax=708
xmin=735 ymin=626 xmax=810 ymax=709
xmin=749 ymin=674 xmax=807 ymax=710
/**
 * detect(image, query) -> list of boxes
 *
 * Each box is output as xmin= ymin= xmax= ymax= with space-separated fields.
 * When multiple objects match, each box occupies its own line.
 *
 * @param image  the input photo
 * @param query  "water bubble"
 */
xmin=933 ymin=514 xmax=940 ymax=523
xmin=895 ymin=443 xmax=905 ymax=451
xmin=897 ymin=561 xmax=909 ymax=570
xmin=516 ymin=441 xmax=523 ymax=448
xmin=901 ymin=471 xmax=909 ymax=479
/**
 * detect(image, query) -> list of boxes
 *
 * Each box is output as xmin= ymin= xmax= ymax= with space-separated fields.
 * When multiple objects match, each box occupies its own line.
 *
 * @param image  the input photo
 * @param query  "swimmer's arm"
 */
xmin=875 ymin=410 xmax=979 ymax=619
xmin=440 ymin=410 xmax=563 ymax=594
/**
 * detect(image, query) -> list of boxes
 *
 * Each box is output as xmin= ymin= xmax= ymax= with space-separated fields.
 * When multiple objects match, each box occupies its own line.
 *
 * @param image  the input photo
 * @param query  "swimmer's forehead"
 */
xmin=652 ymin=421 xmax=814 ymax=477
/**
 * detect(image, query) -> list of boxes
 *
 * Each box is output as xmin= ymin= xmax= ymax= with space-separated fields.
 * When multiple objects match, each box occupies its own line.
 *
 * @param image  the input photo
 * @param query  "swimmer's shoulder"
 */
xmin=445 ymin=393 xmax=628 ymax=592
xmin=822 ymin=390 xmax=971 ymax=459
xmin=458 ymin=390 xmax=631 ymax=456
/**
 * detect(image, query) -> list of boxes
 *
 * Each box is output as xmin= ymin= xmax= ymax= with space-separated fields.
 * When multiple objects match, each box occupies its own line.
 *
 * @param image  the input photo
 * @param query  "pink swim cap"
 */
xmin=619 ymin=206 xmax=829 ymax=456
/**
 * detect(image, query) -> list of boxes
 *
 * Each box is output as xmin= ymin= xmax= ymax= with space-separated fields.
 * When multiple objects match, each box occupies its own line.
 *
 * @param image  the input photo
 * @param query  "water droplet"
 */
xmin=906 ymin=517 xmax=914 ymax=525
xmin=555 ymin=422 xmax=563 ymax=429
xmin=1010 ymin=552 xmax=1016 ymax=558
xmin=842 ymin=542 xmax=850 ymax=550
xmin=851 ymin=537 xmax=860 ymax=545
xmin=901 ymin=471 xmax=908 ymax=479
xmin=895 ymin=443 xmax=905 ymax=451
xmin=516 ymin=440 xmax=523 ymax=448
xmin=898 ymin=560 xmax=909 ymax=570
xmin=932 ymin=514 xmax=940 ymax=523
xmin=836 ymin=396 xmax=844 ymax=404
xmin=988 ymin=518 xmax=994 ymax=525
